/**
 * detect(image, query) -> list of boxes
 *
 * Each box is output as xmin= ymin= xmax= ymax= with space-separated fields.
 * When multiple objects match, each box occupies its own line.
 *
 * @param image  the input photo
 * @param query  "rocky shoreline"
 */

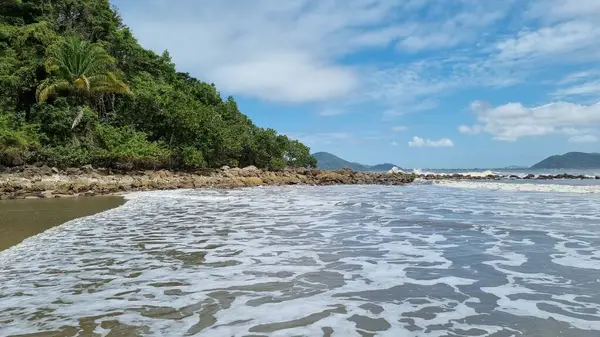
xmin=0 ymin=165 xmax=416 ymax=200
xmin=2 ymin=165 xmax=599 ymax=200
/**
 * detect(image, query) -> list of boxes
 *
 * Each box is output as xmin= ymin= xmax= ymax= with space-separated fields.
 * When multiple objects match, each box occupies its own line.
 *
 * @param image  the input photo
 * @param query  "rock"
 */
xmin=524 ymin=174 xmax=535 ymax=179
xmin=51 ymin=167 xmax=59 ymax=174
xmin=11 ymin=155 xmax=24 ymax=166
xmin=242 ymin=165 xmax=259 ymax=172
xmin=221 ymin=165 xmax=230 ymax=171
xmin=82 ymin=164 xmax=94 ymax=172
xmin=40 ymin=190 xmax=53 ymax=199
xmin=335 ymin=168 xmax=353 ymax=175
xmin=316 ymin=172 xmax=344 ymax=184
xmin=240 ymin=177 xmax=263 ymax=186
xmin=21 ymin=167 xmax=39 ymax=179
xmin=65 ymin=168 xmax=81 ymax=175
xmin=240 ymin=166 xmax=260 ymax=177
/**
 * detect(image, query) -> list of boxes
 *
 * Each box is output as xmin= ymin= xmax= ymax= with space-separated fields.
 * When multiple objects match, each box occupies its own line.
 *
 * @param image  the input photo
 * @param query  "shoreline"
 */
xmin=2 ymin=165 xmax=599 ymax=200
xmin=0 ymin=196 xmax=124 ymax=252
xmin=0 ymin=165 xmax=416 ymax=200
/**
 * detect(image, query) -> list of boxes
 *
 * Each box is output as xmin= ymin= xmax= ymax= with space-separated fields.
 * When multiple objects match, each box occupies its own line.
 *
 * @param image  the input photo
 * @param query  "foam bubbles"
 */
xmin=434 ymin=180 xmax=600 ymax=194
xmin=1 ymin=185 xmax=600 ymax=336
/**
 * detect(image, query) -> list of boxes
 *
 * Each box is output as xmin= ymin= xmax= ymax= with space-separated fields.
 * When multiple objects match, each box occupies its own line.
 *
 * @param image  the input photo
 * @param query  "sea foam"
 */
xmin=1 ymin=185 xmax=600 ymax=336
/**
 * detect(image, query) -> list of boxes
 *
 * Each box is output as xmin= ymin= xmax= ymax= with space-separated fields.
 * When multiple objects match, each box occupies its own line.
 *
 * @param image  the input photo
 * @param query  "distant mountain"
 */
xmin=531 ymin=152 xmax=600 ymax=169
xmin=312 ymin=152 xmax=401 ymax=171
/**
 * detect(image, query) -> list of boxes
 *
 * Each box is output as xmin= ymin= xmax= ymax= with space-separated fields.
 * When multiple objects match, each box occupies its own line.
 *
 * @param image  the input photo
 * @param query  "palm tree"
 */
xmin=36 ymin=37 xmax=131 ymax=128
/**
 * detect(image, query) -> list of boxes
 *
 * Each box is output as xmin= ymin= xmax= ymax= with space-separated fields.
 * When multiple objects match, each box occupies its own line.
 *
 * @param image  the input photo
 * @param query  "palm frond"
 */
xmin=38 ymin=37 xmax=131 ymax=109
xmin=89 ymin=72 xmax=131 ymax=95
xmin=36 ymin=79 xmax=73 ymax=102
xmin=73 ymin=76 xmax=91 ymax=91
xmin=71 ymin=106 xmax=84 ymax=129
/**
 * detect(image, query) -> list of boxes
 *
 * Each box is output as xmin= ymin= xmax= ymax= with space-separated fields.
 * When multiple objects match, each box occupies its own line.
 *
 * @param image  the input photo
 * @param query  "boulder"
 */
xmin=51 ymin=167 xmax=60 ymax=174
xmin=11 ymin=155 xmax=24 ymax=166
xmin=220 ymin=165 xmax=230 ymax=171
xmin=82 ymin=164 xmax=94 ymax=173
xmin=240 ymin=177 xmax=264 ymax=186
xmin=316 ymin=172 xmax=344 ymax=184
xmin=65 ymin=168 xmax=81 ymax=175
xmin=242 ymin=165 xmax=259 ymax=172
xmin=40 ymin=190 xmax=54 ymax=199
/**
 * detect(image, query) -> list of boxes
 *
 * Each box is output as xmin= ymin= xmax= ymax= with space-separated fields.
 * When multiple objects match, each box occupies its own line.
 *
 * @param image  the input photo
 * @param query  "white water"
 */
xmin=1 ymin=185 xmax=600 ymax=336
xmin=433 ymin=180 xmax=600 ymax=194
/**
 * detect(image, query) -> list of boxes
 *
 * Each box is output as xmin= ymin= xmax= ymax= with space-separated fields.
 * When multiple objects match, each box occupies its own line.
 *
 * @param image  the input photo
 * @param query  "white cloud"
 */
xmin=528 ymin=0 xmax=600 ymax=21
xmin=557 ymin=70 xmax=600 ymax=85
xmin=116 ymin=0 xmax=516 ymax=108
xmin=458 ymin=125 xmax=482 ymax=134
xmin=117 ymin=0 xmax=415 ymax=103
xmin=318 ymin=108 xmax=347 ymax=117
xmin=553 ymin=81 xmax=600 ymax=98
xmin=395 ymin=1 xmax=509 ymax=52
xmin=495 ymin=0 xmax=600 ymax=66
xmin=495 ymin=21 xmax=600 ymax=62
xmin=391 ymin=125 xmax=408 ymax=132
xmin=462 ymin=100 xmax=600 ymax=141
xmin=212 ymin=53 xmax=358 ymax=103
xmin=390 ymin=141 xmax=400 ymax=146
xmin=114 ymin=0 xmax=599 ymax=127
xmin=408 ymin=136 xmax=454 ymax=148
xmin=569 ymin=135 xmax=599 ymax=143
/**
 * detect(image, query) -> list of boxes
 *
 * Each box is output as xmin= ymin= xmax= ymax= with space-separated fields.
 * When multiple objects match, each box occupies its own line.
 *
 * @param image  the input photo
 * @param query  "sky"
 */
xmin=111 ymin=0 xmax=600 ymax=169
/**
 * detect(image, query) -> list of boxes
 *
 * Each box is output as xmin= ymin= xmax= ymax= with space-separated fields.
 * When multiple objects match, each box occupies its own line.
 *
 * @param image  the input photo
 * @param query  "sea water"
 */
xmin=1 ymin=182 xmax=600 ymax=336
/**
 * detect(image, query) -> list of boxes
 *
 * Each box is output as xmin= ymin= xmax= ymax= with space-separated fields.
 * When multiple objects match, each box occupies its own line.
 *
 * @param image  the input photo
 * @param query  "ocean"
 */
xmin=1 ymin=174 xmax=600 ymax=336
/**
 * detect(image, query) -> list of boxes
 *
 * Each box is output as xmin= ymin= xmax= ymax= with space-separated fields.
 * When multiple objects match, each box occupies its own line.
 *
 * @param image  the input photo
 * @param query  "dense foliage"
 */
xmin=0 ymin=0 xmax=316 ymax=170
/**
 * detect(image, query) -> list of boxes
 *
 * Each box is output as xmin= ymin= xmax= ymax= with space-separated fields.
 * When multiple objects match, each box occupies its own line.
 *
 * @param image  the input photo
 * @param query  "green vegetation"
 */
xmin=531 ymin=152 xmax=600 ymax=169
xmin=312 ymin=152 xmax=400 ymax=172
xmin=0 ymin=0 xmax=316 ymax=170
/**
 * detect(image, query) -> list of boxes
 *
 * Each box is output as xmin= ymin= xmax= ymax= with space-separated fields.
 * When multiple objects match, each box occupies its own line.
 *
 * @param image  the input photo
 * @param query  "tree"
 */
xmin=36 ymin=36 xmax=130 ymax=127
xmin=0 ymin=0 xmax=317 ymax=170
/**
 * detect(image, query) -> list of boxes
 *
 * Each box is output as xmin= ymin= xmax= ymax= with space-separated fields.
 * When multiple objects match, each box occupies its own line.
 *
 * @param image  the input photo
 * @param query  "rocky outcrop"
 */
xmin=0 ymin=165 xmax=416 ymax=200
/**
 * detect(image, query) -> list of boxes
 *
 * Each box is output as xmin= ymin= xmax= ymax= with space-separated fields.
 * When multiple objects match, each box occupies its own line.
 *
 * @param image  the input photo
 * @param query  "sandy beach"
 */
xmin=0 ymin=196 xmax=125 ymax=252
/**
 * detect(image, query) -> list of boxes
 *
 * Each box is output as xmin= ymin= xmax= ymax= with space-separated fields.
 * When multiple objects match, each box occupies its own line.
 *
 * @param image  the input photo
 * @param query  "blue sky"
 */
xmin=111 ymin=0 xmax=600 ymax=169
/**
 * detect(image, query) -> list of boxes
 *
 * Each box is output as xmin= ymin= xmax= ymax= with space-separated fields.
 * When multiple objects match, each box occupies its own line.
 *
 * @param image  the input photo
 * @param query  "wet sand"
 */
xmin=0 ymin=196 xmax=125 ymax=252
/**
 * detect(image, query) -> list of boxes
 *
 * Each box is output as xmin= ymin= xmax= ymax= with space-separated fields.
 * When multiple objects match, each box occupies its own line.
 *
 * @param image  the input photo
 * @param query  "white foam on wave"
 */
xmin=2 ymin=185 xmax=600 ymax=336
xmin=547 ymin=232 xmax=600 ymax=270
xmin=411 ymin=169 xmax=497 ymax=177
xmin=123 ymin=189 xmax=233 ymax=202
xmin=433 ymin=180 xmax=600 ymax=193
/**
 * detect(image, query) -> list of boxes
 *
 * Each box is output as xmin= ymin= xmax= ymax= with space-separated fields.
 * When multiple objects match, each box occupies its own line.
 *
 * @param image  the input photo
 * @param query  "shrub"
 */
xmin=95 ymin=124 xmax=171 ymax=169
xmin=36 ymin=145 xmax=92 ymax=168
xmin=181 ymin=146 xmax=206 ymax=169
xmin=0 ymin=114 xmax=40 ymax=166
xmin=268 ymin=157 xmax=286 ymax=171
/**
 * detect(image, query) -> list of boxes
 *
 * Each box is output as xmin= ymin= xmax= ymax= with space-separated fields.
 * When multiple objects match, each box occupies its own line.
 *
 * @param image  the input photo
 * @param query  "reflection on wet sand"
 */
xmin=0 ymin=196 xmax=124 ymax=252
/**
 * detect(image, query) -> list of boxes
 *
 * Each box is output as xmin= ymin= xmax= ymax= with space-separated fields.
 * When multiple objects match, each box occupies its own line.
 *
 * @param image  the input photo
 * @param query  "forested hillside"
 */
xmin=0 ymin=0 xmax=316 ymax=170
xmin=531 ymin=152 xmax=600 ymax=169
